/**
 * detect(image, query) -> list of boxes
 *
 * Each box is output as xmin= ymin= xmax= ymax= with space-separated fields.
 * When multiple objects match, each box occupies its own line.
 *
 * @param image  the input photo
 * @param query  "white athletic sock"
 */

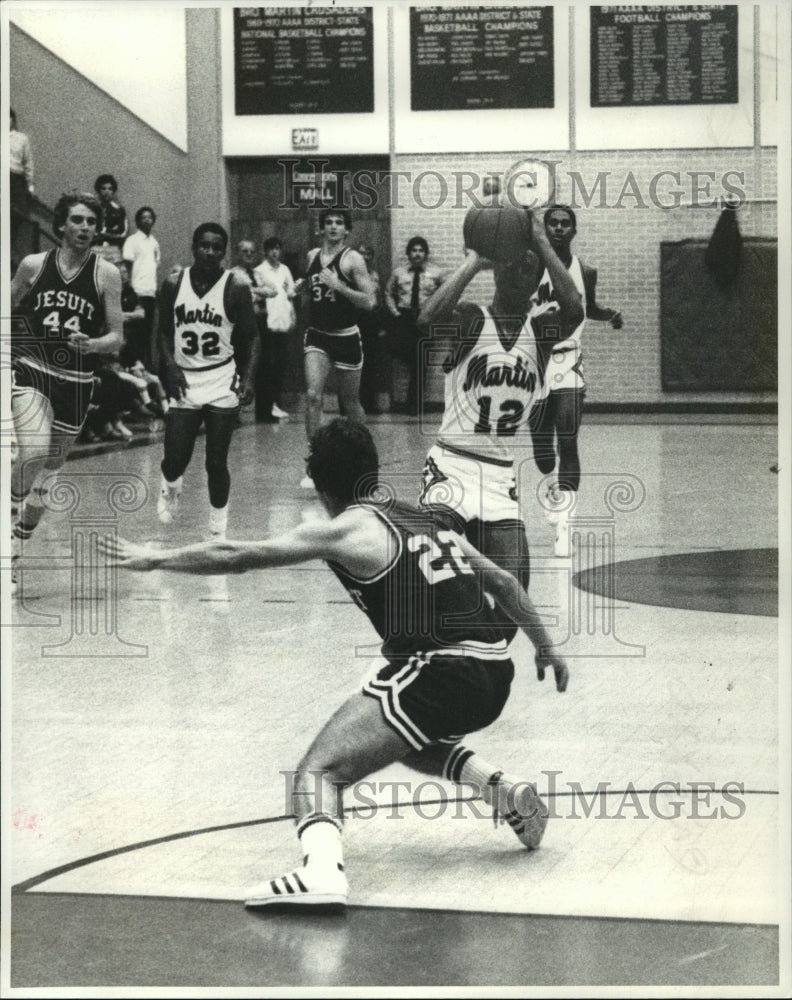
xmin=160 ymin=474 xmax=183 ymax=494
xmin=444 ymin=745 xmax=507 ymax=806
xmin=297 ymin=813 xmax=344 ymax=871
xmin=209 ymin=504 xmax=228 ymax=536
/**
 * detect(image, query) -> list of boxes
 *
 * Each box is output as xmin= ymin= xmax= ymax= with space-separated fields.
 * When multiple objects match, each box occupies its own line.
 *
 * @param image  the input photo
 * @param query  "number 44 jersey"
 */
xmin=328 ymin=500 xmax=510 ymax=661
xmin=436 ymin=304 xmax=550 ymax=465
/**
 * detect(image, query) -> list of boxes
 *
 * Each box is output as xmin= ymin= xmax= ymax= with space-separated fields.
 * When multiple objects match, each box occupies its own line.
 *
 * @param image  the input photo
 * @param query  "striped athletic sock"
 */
xmin=444 ymin=745 xmax=504 ymax=806
xmin=297 ymin=813 xmax=344 ymax=871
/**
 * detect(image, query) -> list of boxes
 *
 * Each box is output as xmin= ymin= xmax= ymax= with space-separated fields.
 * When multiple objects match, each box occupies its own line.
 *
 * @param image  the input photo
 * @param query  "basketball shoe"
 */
xmin=244 ymin=863 xmax=348 ymax=909
xmin=208 ymin=504 xmax=228 ymax=539
xmin=157 ymin=475 xmax=182 ymax=524
xmin=491 ymin=776 xmax=549 ymax=850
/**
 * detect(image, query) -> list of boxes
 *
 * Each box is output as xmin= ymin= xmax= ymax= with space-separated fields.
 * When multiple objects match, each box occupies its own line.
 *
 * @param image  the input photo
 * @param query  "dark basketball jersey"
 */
xmin=328 ymin=500 xmax=509 ymax=660
xmin=15 ymin=250 xmax=105 ymax=379
xmin=306 ymin=247 xmax=359 ymax=332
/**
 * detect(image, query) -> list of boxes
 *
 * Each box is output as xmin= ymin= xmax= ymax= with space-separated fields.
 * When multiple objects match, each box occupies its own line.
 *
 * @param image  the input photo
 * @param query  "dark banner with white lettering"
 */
xmin=591 ymin=5 xmax=738 ymax=107
xmin=234 ymin=7 xmax=374 ymax=116
xmin=410 ymin=6 xmax=554 ymax=111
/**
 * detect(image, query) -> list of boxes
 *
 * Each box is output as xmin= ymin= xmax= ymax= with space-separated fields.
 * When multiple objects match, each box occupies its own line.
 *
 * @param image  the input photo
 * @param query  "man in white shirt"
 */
xmin=123 ymin=207 xmax=161 ymax=370
xmin=255 ymin=236 xmax=303 ymax=419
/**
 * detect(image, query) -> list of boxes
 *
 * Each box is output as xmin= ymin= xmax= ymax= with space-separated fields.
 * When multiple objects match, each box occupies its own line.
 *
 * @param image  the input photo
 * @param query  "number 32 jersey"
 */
xmin=328 ymin=500 xmax=509 ymax=661
xmin=172 ymin=268 xmax=235 ymax=370
xmin=436 ymin=305 xmax=549 ymax=464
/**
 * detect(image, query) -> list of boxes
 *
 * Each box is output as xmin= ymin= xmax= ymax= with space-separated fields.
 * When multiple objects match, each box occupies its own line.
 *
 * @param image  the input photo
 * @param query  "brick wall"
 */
xmin=391 ymin=148 xmax=778 ymax=405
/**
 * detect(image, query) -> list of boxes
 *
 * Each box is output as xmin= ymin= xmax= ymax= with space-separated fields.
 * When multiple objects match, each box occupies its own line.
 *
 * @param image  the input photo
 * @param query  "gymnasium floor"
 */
xmin=3 ymin=410 xmax=787 ymax=992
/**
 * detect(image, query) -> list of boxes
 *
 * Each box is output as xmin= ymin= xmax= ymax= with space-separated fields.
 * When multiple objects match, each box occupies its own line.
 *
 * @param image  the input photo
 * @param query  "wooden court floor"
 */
xmin=2 ymin=411 xmax=788 ymax=992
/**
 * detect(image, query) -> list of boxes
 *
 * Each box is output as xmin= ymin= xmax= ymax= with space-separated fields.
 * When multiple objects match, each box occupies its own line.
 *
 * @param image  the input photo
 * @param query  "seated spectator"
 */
xmin=92 ymin=174 xmax=128 ymax=263
xmin=255 ymin=237 xmax=302 ymax=420
xmin=115 ymin=260 xmax=147 ymax=365
xmin=384 ymin=237 xmax=445 ymax=415
xmin=123 ymin=206 xmax=161 ymax=371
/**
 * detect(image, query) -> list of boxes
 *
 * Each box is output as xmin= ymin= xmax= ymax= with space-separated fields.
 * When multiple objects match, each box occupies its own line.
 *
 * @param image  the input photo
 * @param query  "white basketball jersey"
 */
xmin=172 ymin=268 xmax=235 ymax=370
xmin=531 ymin=254 xmax=587 ymax=347
xmin=437 ymin=306 xmax=547 ymax=463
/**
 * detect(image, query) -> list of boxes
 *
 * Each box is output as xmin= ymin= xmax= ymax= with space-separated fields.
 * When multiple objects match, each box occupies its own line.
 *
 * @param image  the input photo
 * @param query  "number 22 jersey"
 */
xmin=327 ymin=500 xmax=509 ymax=661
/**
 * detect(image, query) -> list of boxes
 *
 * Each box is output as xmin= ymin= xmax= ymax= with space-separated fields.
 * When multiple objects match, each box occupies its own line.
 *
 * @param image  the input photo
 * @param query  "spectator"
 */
xmin=230 ymin=239 xmax=278 ymax=422
xmin=384 ymin=236 xmax=445 ymax=415
xmin=115 ymin=260 xmax=145 ymax=363
xmin=92 ymin=174 xmax=128 ymax=263
xmin=357 ymin=243 xmax=389 ymax=415
xmin=9 ymin=109 xmax=34 ymax=213
xmin=255 ymin=236 xmax=302 ymax=419
xmin=122 ymin=206 xmax=161 ymax=370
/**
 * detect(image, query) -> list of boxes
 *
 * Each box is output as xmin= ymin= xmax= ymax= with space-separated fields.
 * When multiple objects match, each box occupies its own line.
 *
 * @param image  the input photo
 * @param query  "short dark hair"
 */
xmin=192 ymin=222 xmax=229 ymax=251
xmin=94 ymin=174 xmax=118 ymax=193
xmin=263 ymin=236 xmax=282 ymax=252
xmin=407 ymin=236 xmax=429 ymax=256
xmin=307 ymin=418 xmax=379 ymax=505
xmin=319 ymin=208 xmax=352 ymax=231
xmin=10 ymin=109 xmax=17 ymax=125
xmin=135 ymin=206 xmax=157 ymax=226
xmin=53 ymin=191 xmax=103 ymax=238
xmin=544 ymin=204 xmax=577 ymax=230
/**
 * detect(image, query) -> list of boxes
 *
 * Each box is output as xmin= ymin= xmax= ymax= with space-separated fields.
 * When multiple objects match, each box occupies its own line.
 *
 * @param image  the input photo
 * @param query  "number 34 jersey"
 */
xmin=436 ymin=305 xmax=549 ymax=465
xmin=328 ymin=501 xmax=509 ymax=660
xmin=172 ymin=268 xmax=235 ymax=370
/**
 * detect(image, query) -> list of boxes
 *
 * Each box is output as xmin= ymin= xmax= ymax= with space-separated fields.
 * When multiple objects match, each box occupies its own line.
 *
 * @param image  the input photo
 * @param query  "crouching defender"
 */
xmin=101 ymin=418 xmax=568 ymax=910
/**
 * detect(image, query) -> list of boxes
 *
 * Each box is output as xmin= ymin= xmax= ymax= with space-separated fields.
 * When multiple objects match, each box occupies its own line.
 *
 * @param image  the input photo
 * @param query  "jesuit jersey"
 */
xmin=14 ymin=250 xmax=105 ymax=379
xmin=306 ymin=247 xmax=359 ymax=332
xmin=171 ymin=268 xmax=235 ymax=371
xmin=327 ymin=500 xmax=509 ymax=661
xmin=436 ymin=305 xmax=548 ymax=464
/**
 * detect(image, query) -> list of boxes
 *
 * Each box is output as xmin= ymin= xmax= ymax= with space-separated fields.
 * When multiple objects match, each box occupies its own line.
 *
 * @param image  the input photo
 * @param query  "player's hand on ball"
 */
xmin=536 ymin=650 xmax=569 ymax=693
xmin=99 ymin=535 xmax=160 ymax=571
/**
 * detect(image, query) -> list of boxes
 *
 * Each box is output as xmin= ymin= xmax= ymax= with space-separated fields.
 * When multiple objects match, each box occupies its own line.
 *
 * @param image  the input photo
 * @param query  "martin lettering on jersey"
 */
xmin=463 ymin=353 xmax=537 ymax=394
xmin=174 ymin=303 xmax=224 ymax=328
xmin=34 ymin=289 xmax=96 ymax=322
xmin=533 ymin=280 xmax=558 ymax=307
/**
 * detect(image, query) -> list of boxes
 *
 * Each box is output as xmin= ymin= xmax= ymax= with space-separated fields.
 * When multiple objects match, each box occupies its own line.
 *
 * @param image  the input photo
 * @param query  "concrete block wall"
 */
xmin=391 ymin=148 xmax=778 ymax=405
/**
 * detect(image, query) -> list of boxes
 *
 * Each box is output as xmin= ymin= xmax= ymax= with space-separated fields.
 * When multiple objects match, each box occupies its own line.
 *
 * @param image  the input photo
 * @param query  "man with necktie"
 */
xmin=384 ymin=236 xmax=445 ymax=416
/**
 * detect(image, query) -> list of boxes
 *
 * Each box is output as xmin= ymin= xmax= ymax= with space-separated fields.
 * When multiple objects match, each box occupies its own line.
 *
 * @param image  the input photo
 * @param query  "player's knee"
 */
xmin=533 ymin=452 xmax=556 ymax=474
xmin=305 ymin=386 xmax=323 ymax=409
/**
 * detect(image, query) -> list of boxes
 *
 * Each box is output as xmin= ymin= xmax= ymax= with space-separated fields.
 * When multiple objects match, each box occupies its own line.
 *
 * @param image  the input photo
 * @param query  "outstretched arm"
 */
xmin=455 ymin=535 xmax=569 ymax=692
xmin=100 ymin=517 xmax=352 ymax=576
xmin=583 ymin=266 xmax=623 ymax=328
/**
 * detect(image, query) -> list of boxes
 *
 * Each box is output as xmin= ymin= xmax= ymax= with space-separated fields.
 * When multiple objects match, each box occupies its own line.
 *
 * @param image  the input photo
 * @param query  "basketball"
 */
xmin=504 ymin=159 xmax=556 ymax=210
xmin=463 ymin=201 xmax=534 ymax=263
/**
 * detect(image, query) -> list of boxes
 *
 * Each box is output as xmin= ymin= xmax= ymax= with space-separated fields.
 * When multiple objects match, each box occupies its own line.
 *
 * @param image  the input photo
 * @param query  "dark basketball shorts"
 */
xmin=12 ymin=360 xmax=94 ymax=437
xmin=361 ymin=651 xmax=515 ymax=750
xmin=304 ymin=326 xmax=363 ymax=371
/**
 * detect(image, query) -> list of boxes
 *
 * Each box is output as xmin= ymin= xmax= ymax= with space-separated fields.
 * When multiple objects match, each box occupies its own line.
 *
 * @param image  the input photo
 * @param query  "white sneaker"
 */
xmin=245 ymin=864 xmax=348 ymax=909
xmin=113 ymin=419 xmax=133 ymax=441
xmin=300 ymin=474 xmax=315 ymax=490
xmin=545 ymin=483 xmax=565 ymax=525
xmin=209 ymin=505 xmax=228 ymax=538
xmin=553 ymin=517 xmax=570 ymax=558
xmin=271 ymin=403 xmax=290 ymax=419
xmin=494 ymin=780 xmax=549 ymax=851
xmin=157 ymin=478 xmax=182 ymax=524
